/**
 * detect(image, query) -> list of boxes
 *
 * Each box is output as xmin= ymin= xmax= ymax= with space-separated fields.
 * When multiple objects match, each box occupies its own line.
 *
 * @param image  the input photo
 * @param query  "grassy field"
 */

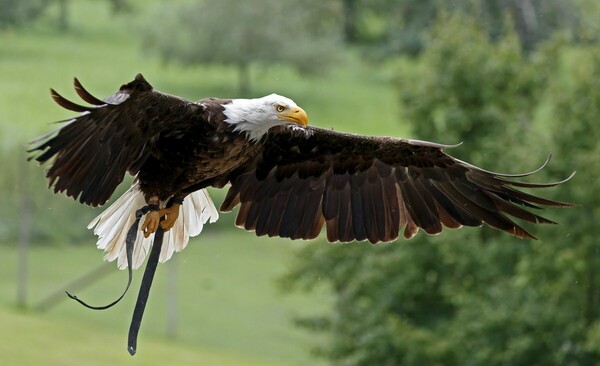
xmin=0 ymin=232 xmax=329 ymax=365
xmin=0 ymin=306 xmax=283 ymax=366
xmin=0 ymin=0 xmax=406 ymax=365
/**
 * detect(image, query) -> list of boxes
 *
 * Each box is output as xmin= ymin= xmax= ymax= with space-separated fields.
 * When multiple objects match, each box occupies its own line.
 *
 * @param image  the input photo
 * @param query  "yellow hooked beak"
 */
xmin=278 ymin=106 xmax=308 ymax=126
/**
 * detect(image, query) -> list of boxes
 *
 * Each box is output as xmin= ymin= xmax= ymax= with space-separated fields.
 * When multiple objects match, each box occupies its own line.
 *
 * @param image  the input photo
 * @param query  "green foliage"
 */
xmin=142 ymin=0 xmax=341 ymax=94
xmin=397 ymin=12 xmax=545 ymax=169
xmin=284 ymin=11 xmax=600 ymax=366
xmin=0 ymin=0 xmax=48 ymax=28
xmin=342 ymin=0 xmax=581 ymax=57
xmin=540 ymin=39 xmax=600 ymax=354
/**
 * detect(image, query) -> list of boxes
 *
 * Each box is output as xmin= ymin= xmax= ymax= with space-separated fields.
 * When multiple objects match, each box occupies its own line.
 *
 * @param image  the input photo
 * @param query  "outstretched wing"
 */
xmin=29 ymin=74 xmax=202 ymax=207
xmin=221 ymin=125 xmax=573 ymax=243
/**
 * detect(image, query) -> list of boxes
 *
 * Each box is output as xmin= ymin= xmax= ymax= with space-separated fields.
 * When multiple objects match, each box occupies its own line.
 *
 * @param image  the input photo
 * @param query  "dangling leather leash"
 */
xmin=65 ymin=205 xmax=166 ymax=356
xmin=65 ymin=206 xmax=151 ymax=309
xmin=128 ymin=224 xmax=164 ymax=355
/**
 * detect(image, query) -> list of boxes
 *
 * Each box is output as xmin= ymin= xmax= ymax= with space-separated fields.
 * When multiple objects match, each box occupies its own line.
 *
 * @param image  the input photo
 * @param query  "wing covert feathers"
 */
xmin=222 ymin=126 xmax=573 ymax=243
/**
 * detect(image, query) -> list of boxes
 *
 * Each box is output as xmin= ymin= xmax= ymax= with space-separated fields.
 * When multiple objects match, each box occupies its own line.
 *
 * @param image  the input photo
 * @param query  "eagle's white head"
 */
xmin=223 ymin=94 xmax=308 ymax=141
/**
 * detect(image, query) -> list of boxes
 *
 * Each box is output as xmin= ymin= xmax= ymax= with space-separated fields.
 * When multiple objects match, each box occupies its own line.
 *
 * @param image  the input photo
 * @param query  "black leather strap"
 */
xmin=147 ymin=203 xmax=160 ymax=212
xmin=65 ymin=204 xmax=167 ymax=356
xmin=127 ymin=224 xmax=164 ymax=355
xmin=65 ymin=205 xmax=151 ymax=310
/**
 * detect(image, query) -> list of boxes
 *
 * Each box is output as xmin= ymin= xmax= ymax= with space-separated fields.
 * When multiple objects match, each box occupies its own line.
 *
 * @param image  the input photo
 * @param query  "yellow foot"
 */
xmin=159 ymin=203 xmax=181 ymax=231
xmin=141 ymin=210 xmax=161 ymax=238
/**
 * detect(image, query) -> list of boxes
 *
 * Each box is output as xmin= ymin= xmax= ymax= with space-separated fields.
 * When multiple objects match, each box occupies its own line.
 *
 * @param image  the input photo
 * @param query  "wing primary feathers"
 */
xmin=279 ymin=181 xmax=302 ymax=238
xmin=73 ymin=77 xmax=107 ymax=106
xmin=235 ymin=202 xmax=252 ymax=228
xmin=406 ymin=139 xmax=463 ymax=149
xmin=266 ymin=185 xmax=292 ymax=237
xmin=359 ymin=181 xmax=377 ymax=243
xmin=323 ymin=179 xmax=341 ymax=220
xmin=498 ymin=171 xmax=576 ymax=189
xmin=437 ymin=178 xmax=535 ymax=239
xmin=382 ymin=174 xmax=400 ymax=240
xmin=488 ymin=194 xmax=557 ymax=224
xmin=350 ymin=174 xmax=367 ymax=241
xmin=27 ymin=120 xmax=76 ymax=147
xmin=426 ymin=180 xmax=481 ymax=226
xmin=337 ymin=183 xmax=352 ymax=241
xmin=50 ymin=88 xmax=93 ymax=112
xmin=462 ymin=154 xmax=561 ymax=178
xmin=370 ymin=174 xmax=388 ymax=241
xmin=498 ymin=186 xmax=572 ymax=208
xmin=395 ymin=167 xmax=439 ymax=233
xmin=256 ymin=198 xmax=278 ymax=236
xmin=298 ymin=180 xmax=325 ymax=239
xmin=412 ymin=178 xmax=443 ymax=234
xmin=244 ymin=201 xmax=262 ymax=231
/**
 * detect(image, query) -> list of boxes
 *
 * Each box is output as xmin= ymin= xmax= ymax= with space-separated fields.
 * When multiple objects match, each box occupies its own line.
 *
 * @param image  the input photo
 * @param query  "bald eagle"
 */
xmin=30 ymin=74 xmax=573 ymax=270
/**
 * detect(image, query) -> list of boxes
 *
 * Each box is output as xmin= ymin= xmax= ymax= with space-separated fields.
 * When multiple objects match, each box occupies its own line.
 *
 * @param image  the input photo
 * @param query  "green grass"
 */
xmin=0 ymin=306 xmax=282 ymax=366
xmin=0 ymin=232 xmax=330 ymax=366
xmin=0 ymin=0 xmax=407 ymax=364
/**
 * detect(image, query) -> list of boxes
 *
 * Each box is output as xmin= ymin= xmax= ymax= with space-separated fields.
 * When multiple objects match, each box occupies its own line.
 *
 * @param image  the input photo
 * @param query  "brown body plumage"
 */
xmin=30 ymin=74 xmax=573 ymax=255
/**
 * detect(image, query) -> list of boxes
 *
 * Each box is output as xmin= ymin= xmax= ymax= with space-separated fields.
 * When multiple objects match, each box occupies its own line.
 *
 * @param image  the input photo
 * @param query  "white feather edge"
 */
xmin=88 ymin=183 xmax=219 ymax=270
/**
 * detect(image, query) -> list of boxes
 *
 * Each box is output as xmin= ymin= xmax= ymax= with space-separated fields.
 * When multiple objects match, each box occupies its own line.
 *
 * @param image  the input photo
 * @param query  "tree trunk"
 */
xmin=17 ymin=161 xmax=31 ymax=309
xmin=342 ymin=0 xmax=359 ymax=44
xmin=585 ymin=208 xmax=599 ymax=326
xmin=166 ymin=257 xmax=178 ymax=339
xmin=57 ymin=0 xmax=69 ymax=31
xmin=110 ymin=0 xmax=130 ymax=14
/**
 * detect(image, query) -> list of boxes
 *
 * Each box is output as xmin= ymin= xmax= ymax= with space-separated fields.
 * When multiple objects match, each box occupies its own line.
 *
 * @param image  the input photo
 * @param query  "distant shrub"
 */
xmin=0 ymin=0 xmax=48 ymax=28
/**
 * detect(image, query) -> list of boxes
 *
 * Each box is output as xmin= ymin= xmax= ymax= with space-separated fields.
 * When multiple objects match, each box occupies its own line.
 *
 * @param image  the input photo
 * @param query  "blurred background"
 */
xmin=1 ymin=0 xmax=600 ymax=365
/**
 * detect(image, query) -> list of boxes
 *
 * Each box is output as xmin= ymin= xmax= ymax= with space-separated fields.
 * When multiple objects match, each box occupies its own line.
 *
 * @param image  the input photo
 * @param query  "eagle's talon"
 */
xmin=141 ymin=211 xmax=161 ymax=238
xmin=159 ymin=203 xmax=181 ymax=231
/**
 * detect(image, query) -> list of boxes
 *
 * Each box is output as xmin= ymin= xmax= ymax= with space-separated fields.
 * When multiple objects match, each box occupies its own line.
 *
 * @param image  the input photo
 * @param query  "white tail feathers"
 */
xmin=88 ymin=184 xmax=219 ymax=269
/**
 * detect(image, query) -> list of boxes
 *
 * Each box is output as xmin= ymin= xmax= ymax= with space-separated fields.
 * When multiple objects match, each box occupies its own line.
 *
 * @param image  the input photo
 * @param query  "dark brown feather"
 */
xmin=222 ymin=125 xmax=573 ymax=243
xmin=49 ymin=88 xmax=93 ymax=113
xmin=73 ymin=78 xmax=106 ymax=106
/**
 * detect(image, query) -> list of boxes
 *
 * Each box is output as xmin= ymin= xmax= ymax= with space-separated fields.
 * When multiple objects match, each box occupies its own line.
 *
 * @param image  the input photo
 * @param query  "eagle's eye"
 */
xmin=275 ymin=104 xmax=285 ymax=113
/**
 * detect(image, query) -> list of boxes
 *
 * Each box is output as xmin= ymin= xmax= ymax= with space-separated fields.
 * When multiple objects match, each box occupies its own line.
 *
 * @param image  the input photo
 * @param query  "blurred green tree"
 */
xmin=142 ymin=0 xmax=341 ymax=95
xmin=534 ymin=37 xmax=600 ymax=361
xmin=282 ymin=11 xmax=598 ymax=365
xmin=337 ymin=0 xmax=579 ymax=57
xmin=0 ymin=0 xmax=48 ymax=28
xmin=109 ymin=0 xmax=131 ymax=14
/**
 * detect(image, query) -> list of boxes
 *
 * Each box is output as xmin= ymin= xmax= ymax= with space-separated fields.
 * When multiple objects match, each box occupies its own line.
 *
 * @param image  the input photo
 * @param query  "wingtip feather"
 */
xmin=50 ymin=88 xmax=92 ymax=112
xmin=73 ymin=77 xmax=106 ymax=106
